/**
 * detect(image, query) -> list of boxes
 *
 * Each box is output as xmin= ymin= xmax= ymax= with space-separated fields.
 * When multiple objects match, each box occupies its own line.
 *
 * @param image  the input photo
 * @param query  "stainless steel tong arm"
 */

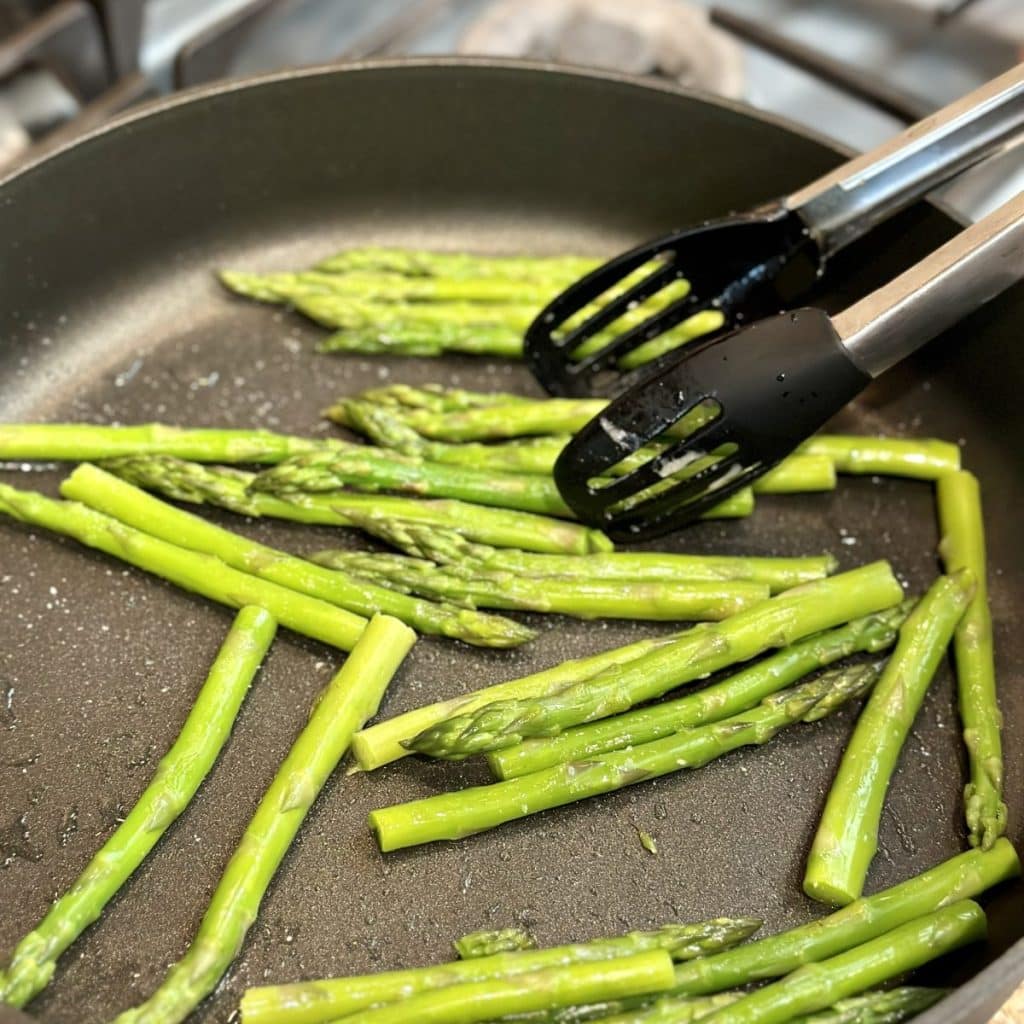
xmin=788 ymin=63 xmax=1024 ymax=257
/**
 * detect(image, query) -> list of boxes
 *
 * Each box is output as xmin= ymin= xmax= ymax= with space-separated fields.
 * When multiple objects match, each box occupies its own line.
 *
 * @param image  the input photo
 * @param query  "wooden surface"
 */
xmin=994 ymin=984 xmax=1024 ymax=1023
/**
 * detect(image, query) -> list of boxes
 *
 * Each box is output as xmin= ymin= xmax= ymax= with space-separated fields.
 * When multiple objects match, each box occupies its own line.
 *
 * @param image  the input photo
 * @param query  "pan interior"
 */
xmin=0 ymin=64 xmax=1020 ymax=1024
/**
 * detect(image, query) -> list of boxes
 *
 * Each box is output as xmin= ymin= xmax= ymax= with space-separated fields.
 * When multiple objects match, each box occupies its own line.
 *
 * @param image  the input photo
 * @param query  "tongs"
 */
xmin=524 ymin=63 xmax=1024 ymax=399
xmin=553 ymin=187 xmax=1024 ymax=539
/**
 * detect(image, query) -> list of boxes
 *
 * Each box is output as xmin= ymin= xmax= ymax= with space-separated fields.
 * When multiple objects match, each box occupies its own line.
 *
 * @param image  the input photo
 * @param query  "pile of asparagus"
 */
xmin=0 ymin=608 xmax=417 ymax=1022
xmin=219 ymin=248 xmax=727 ymax=362
xmin=0 ymin=375 xmax=1009 ymax=1024
xmin=238 ymin=838 xmax=1019 ymax=1024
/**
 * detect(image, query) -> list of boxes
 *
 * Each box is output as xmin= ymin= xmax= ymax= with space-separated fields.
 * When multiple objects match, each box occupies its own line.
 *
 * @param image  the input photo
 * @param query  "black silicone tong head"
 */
xmin=524 ymin=205 xmax=819 ymax=398
xmin=526 ymin=63 xmax=1024 ymax=399
xmin=553 ymin=309 xmax=870 ymax=541
xmin=555 ymin=182 xmax=1024 ymax=541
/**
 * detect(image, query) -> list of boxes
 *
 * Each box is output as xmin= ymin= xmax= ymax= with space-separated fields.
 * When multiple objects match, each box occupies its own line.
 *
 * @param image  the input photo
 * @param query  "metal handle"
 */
xmin=833 ymin=189 xmax=1024 ymax=377
xmin=787 ymin=62 xmax=1024 ymax=257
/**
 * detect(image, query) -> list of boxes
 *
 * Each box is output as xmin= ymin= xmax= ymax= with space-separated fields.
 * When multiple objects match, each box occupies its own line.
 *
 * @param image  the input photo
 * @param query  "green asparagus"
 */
xmin=566 ymin=991 xmax=741 ymax=1024
xmin=334 ymin=393 xmax=958 ymax=484
xmin=797 ymin=436 xmax=960 ymax=479
xmin=351 ymin=630 xmax=695 ymax=771
xmin=313 ymin=248 xmax=601 ymax=280
xmin=250 ymin=443 xmax=576 ymax=516
xmin=752 ymin=456 xmax=836 ymax=494
xmin=313 ymin=548 xmax=770 ymax=622
xmin=0 ymin=422 xmax=332 ymax=463
xmin=225 ymin=268 xmax=568 ymax=306
xmin=238 ymin=918 xmax=761 ymax=1024
xmin=697 ymin=901 xmax=984 ymax=1024
xmin=354 ymin=383 xmax=532 ymax=412
xmin=111 ymin=613 xmax=415 ymax=1024
xmin=804 ymin=570 xmax=975 ymax=905
xmin=249 ymin=445 xmax=753 ymax=520
xmin=455 ymin=928 xmax=537 ymax=959
xmin=336 ymin=401 xmax=835 ymax=492
xmin=318 ymin=320 xmax=526 ymax=358
xmin=588 ymin=987 xmax=943 ymax=1024
xmin=317 ymin=308 xmax=719 ymax=362
xmin=223 ymin=256 xmax=721 ymax=363
xmin=490 ymin=603 xmax=911 ymax=779
xmin=408 ymin=561 xmax=902 ymax=757
xmin=100 ymin=455 xmax=611 ymax=555
xmin=0 ymin=482 xmax=366 ymax=650
xmin=61 ymin=464 xmax=532 ymax=648
xmin=666 ymin=839 xmax=1017 ymax=997
xmin=336 ymin=951 xmax=676 ymax=1024
xmin=342 ymin=519 xmax=837 ymax=593
xmin=786 ymin=989 xmax=945 ymax=1024
xmin=937 ymin=470 xmax=1006 ymax=850
xmin=0 ymin=607 xmax=276 ymax=1008
xmin=324 ymin=397 xmax=610 ymax=440
xmin=370 ymin=661 xmax=882 ymax=850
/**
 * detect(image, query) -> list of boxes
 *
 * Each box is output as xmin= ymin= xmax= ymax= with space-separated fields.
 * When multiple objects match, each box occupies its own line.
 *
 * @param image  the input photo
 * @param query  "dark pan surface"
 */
xmin=0 ymin=60 xmax=1021 ymax=1024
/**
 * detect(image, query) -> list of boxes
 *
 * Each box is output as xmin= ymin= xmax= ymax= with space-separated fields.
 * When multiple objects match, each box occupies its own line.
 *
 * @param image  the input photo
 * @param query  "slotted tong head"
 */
xmin=525 ymin=63 xmax=1024 ymax=399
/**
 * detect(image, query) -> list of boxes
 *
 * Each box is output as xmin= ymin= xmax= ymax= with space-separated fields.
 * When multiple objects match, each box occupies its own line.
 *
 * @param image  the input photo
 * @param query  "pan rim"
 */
xmin=3 ymin=55 xmax=856 ymax=188
xmin=0 ymin=55 xmax=1011 ymax=1023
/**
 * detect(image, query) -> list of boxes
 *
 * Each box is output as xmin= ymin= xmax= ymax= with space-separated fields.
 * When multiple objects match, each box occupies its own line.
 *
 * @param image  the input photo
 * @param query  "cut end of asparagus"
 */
xmin=801 ymin=869 xmax=861 ymax=908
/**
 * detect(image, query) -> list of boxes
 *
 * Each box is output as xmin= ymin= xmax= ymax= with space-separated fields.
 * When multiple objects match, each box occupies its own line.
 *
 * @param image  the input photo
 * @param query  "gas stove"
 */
xmin=1 ymin=0 xmax=1021 ymax=219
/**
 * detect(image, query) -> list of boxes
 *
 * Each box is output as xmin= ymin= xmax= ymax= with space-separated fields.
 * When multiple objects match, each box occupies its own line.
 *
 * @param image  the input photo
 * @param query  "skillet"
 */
xmin=0 ymin=58 xmax=1021 ymax=1024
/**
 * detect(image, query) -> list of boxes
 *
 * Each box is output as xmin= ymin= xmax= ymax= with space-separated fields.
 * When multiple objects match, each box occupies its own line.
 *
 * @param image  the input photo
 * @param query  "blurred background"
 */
xmin=1 ymin=0 xmax=1022 ymax=218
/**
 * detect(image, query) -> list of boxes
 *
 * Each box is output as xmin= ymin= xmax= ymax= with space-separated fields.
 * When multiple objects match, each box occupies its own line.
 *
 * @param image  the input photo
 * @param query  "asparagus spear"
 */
xmin=324 ymin=397 xmax=610 ymax=440
xmin=345 ymin=519 xmax=837 ymax=593
xmin=586 ymin=987 xmax=943 ymax=1024
xmin=797 ymin=436 xmax=960 ymax=479
xmin=548 ymin=991 xmax=739 ymax=1024
xmin=599 ymin=312 xmax=726 ymax=370
xmin=333 ymin=395 xmax=958 ymax=483
xmin=752 ymin=456 xmax=836 ymax=494
xmin=804 ymin=570 xmax=976 ymax=905
xmin=354 ymin=383 xmax=532 ymax=411
xmin=937 ymin=470 xmax=1006 ymax=850
xmin=697 ymin=901 xmax=984 ymax=1024
xmin=111 ymin=614 xmax=415 ymax=1024
xmin=490 ymin=603 xmax=911 ymax=779
xmin=314 ymin=302 xmax=719 ymax=365
xmin=224 ymin=264 xmax=717 ymax=363
xmin=338 ymin=400 xmax=835 ymax=493
xmin=100 ymin=455 xmax=611 ymax=555
xmin=370 ymin=660 xmax=883 ymax=850
xmin=786 ymin=989 xmax=947 ymax=1024
xmin=0 ymin=482 xmax=366 ymax=650
xmin=61 ymin=465 xmax=533 ymax=648
xmin=249 ymin=446 xmax=754 ymax=520
xmin=327 ymin=393 xmax=719 ymax=443
xmin=336 ymin=951 xmax=676 ymax=1024
xmin=351 ymin=631 xmax=694 ymax=772
xmin=408 ymin=561 xmax=902 ymax=757
xmin=312 ymin=248 xmax=601 ymax=279
xmin=224 ymin=268 xmax=567 ymax=306
xmin=238 ymin=918 xmax=762 ymax=1024
xmin=250 ymin=444 xmax=575 ymax=516
xmin=319 ymin=321 xmax=526 ymax=358
xmin=0 ymin=423 xmax=332 ymax=463
xmin=664 ymin=841 xmax=1019 ymax=1001
xmin=455 ymin=928 xmax=537 ymax=959
xmin=313 ymin=548 xmax=770 ymax=622
xmin=0 ymin=608 xmax=276 ymax=1008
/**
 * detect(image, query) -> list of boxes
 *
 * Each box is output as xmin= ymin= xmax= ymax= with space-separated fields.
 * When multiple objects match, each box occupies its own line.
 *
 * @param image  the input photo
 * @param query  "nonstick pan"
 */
xmin=0 ymin=59 xmax=1020 ymax=1024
